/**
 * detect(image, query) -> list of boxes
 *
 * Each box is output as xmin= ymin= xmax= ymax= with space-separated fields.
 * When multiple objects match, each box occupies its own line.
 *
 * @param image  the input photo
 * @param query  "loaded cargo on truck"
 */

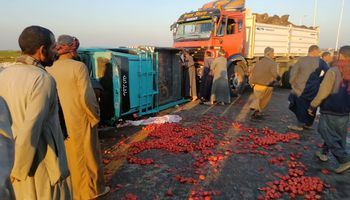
xmin=171 ymin=0 xmax=319 ymax=89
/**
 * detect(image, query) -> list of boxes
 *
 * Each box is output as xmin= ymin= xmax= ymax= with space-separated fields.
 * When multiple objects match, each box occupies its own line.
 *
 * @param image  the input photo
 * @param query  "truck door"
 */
xmin=215 ymin=14 xmax=245 ymax=56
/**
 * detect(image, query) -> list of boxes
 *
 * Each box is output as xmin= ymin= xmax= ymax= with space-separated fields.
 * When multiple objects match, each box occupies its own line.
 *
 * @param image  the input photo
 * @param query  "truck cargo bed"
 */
xmin=245 ymin=13 xmax=319 ymax=59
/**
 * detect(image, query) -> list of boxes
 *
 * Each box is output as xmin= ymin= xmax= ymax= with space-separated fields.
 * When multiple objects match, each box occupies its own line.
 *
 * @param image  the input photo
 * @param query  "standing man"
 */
xmin=209 ymin=50 xmax=231 ymax=105
xmin=199 ymin=51 xmax=214 ymax=103
xmin=0 ymin=26 xmax=71 ymax=199
xmin=0 ymin=97 xmax=15 ymax=200
xmin=288 ymin=45 xmax=322 ymax=131
xmin=183 ymin=52 xmax=198 ymax=101
xmin=321 ymin=51 xmax=333 ymax=66
xmin=249 ymin=47 xmax=280 ymax=119
xmin=48 ymin=35 xmax=109 ymax=199
xmin=308 ymin=46 xmax=350 ymax=173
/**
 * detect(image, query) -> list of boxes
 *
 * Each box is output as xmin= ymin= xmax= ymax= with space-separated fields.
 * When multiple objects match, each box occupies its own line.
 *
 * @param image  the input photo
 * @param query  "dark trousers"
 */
xmin=288 ymin=93 xmax=316 ymax=126
xmin=318 ymin=113 xmax=350 ymax=164
xmin=183 ymin=67 xmax=190 ymax=97
xmin=199 ymin=67 xmax=213 ymax=101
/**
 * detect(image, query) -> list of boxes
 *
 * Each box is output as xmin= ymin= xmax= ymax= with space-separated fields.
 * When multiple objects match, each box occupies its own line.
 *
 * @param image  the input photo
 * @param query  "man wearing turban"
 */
xmin=47 ymin=35 xmax=109 ymax=199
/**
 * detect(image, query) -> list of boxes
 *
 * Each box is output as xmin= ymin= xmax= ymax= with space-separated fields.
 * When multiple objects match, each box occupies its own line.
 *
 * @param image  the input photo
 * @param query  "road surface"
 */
xmin=99 ymin=88 xmax=350 ymax=200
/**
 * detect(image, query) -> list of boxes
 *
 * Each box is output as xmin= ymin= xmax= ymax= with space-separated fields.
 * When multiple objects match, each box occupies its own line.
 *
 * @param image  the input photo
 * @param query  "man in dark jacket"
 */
xmin=309 ymin=46 xmax=350 ymax=173
xmin=288 ymin=45 xmax=325 ymax=131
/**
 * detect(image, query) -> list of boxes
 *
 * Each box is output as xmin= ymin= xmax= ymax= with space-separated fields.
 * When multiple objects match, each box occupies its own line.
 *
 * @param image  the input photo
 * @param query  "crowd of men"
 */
xmin=182 ymin=44 xmax=350 ymax=174
xmin=182 ymin=49 xmax=231 ymax=105
xmin=248 ymin=45 xmax=350 ymax=174
xmin=1 ymin=25 xmax=350 ymax=200
xmin=0 ymin=26 xmax=109 ymax=200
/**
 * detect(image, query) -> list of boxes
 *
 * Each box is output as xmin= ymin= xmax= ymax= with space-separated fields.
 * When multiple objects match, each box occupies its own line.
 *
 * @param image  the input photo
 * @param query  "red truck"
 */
xmin=172 ymin=0 xmax=319 ymax=89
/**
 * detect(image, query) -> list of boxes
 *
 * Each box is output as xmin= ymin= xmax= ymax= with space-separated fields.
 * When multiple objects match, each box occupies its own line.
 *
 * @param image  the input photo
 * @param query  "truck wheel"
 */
xmin=228 ymin=62 xmax=249 ymax=96
xmin=227 ymin=63 xmax=237 ymax=96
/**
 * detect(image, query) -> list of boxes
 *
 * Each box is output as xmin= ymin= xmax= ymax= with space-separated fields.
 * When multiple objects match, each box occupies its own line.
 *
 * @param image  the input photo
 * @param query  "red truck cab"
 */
xmin=172 ymin=8 xmax=248 ymax=94
xmin=172 ymin=8 xmax=247 ymax=66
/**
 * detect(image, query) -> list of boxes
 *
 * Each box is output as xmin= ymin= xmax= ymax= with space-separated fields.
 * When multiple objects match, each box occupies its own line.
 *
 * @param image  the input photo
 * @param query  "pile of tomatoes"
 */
xmin=259 ymin=154 xmax=327 ymax=199
xmin=188 ymin=190 xmax=222 ymax=200
xmin=258 ymin=175 xmax=326 ymax=199
xmin=127 ymin=122 xmax=218 ymax=166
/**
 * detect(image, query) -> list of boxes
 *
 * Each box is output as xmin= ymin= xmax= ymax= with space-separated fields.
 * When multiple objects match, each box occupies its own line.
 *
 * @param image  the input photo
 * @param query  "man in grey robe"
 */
xmin=209 ymin=50 xmax=231 ymax=105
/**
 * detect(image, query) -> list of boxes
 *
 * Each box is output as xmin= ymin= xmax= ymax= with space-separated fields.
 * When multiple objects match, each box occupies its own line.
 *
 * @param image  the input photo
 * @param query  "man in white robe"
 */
xmin=0 ymin=26 xmax=71 ymax=200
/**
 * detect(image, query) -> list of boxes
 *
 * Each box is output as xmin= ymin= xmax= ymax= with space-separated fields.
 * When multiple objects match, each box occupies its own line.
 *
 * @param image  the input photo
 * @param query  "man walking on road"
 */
xmin=249 ymin=47 xmax=280 ymax=120
xmin=308 ymin=46 xmax=350 ymax=173
xmin=0 ymin=26 xmax=71 ymax=199
xmin=48 ymin=35 xmax=110 ymax=199
xmin=288 ymin=45 xmax=322 ymax=131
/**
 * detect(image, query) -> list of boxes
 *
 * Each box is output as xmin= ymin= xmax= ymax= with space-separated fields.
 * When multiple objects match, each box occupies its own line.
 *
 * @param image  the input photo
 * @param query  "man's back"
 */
xmin=49 ymin=56 xmax=107 ymax=199
xmin=0 ymin=64 xmax=53 ymax=131
xmin=250 ymin=57 xmax=278 ymax=86
xmin=212 ymin=57 xmax=227 ymax=77
xmin=47 ymin=59 xmax=99 ymax=133
xmin=0 ymin=62 xmax=69 ymax=190
xmin=290 ymin=56 xmax=319 ymax=96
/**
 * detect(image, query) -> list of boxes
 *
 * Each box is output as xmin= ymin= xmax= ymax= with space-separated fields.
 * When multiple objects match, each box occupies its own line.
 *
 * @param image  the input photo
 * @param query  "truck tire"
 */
xmin=227 ymin=63 xmax=237 ymax=96
xmin=227 ymin=62 xmax=249 ymax=96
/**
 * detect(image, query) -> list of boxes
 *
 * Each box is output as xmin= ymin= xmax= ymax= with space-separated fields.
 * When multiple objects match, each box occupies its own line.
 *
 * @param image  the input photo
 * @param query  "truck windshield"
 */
xmin=175 ymin=20 xmax=212 ymax=41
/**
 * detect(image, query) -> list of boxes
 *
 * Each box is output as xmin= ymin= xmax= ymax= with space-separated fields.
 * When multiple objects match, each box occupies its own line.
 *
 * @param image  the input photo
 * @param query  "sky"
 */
xmin=0 ymin=0 xmax=349 ymax=50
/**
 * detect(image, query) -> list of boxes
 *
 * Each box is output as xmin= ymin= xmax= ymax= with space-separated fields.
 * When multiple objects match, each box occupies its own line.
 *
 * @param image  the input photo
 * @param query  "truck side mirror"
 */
xmin=170 ymin=22 xmax=177 ymax=31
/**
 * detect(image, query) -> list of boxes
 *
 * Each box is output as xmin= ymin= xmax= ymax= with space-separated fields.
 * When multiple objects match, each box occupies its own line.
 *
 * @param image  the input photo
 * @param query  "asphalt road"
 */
xmin=99 ymin=88 xmax=350 ymax=200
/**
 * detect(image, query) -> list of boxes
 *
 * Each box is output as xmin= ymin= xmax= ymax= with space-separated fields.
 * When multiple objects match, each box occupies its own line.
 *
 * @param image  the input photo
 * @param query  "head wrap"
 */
xmin=56 ymin=35 xmax=80 ymax=55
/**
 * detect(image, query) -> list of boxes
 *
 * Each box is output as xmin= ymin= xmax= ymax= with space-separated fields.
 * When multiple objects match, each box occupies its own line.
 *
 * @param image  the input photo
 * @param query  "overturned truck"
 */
xmin=78 ymin=47 xmax=187 ymax=122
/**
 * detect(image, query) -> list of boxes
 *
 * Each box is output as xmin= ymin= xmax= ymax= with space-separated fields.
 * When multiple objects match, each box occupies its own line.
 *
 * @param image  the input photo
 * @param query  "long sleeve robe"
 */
xmin=47 ymin=59 xmax=106 ymax=200
xmin=210 ymin=56 xmax=230 ymax=103
xmin=0 ymin=61 xmax=71 ymax=200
